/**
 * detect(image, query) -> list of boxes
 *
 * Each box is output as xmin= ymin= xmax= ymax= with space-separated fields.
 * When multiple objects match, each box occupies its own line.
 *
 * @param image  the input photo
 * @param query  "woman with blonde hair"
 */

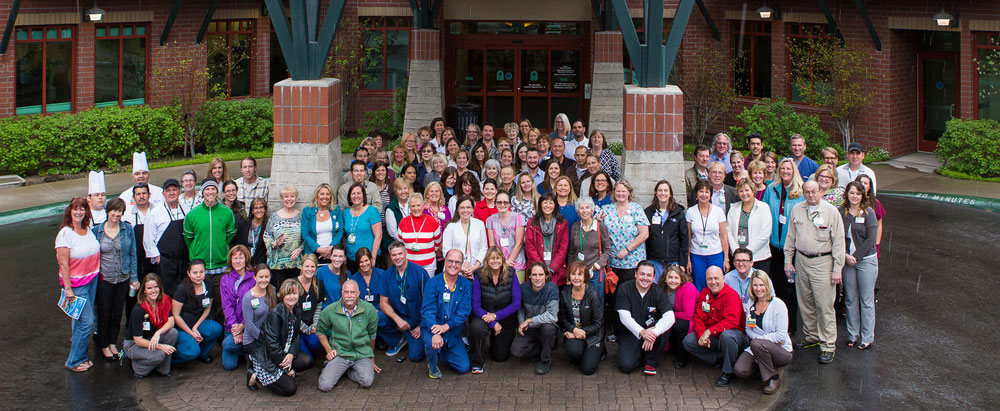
xmin=761 ymin=158 xmax=804 ymax=334
xmin=550 ymin=113 xmax=571 ymax=141
xmin=265 ymin=186 xmax=304 ymax=287
xmin=468 ymin=246 xmax=521 ymax=374
xmin=301 ymin=183 xmax=342 ymax=264
xmin=747 ymin=160 xmax=768 ymax=200
xmin=589 ymin=130 xmax=620 ymax=181
xmin=400 ymin=132 xmax=418 ymax=164
xmin=733 ymin=271 xmax=792 ymax=395
xmin=390 ymin=144 xmax=410 ymax=176
xmin=206 ymin=157 xmax=230 ymax=184
xmin=512 ymin=172 xmax=539 ymax=221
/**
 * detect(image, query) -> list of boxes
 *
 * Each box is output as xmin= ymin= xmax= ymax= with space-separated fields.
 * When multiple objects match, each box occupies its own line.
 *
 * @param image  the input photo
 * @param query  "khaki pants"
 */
xmin=795 ymin=253 xmax=837 ymax=352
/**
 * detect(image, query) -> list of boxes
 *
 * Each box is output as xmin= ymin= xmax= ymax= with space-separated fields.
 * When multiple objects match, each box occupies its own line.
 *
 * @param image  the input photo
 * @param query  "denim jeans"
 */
xmin=65 ymin=279 xmax=98 ymax=368
xmin=221 ymin=332 xmax=245 ymax=370
xmin=173 ymin=319 xmax=224 ymax=363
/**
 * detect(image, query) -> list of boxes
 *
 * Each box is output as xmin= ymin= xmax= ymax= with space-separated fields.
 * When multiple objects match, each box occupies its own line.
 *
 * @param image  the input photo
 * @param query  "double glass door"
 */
xmin=450 ymin=40 xmax=585 ymax=130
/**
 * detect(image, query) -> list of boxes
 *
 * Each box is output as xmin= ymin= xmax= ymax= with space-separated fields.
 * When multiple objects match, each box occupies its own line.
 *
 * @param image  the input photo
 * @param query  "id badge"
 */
xmin=437 ymin=211 xmax=446 ymax=220
xmin=400 ymin=296 xmax=407 ymax=305
xmin=303 ymin=301 xmax=312 ymax=311
xmin=347 ymin=233 xmax=357 ymax=244
xmin=779 ymin=215 xmax=787 ymax=225
xmin=577 ymin=252 xmax=585 ymax=261
xmin=142 ymin=321 xmax=151 ymax=331
xmin=251 ymin=298 xmax=260 ymax=309
xmin=856 ymin=216 xmax=865 ymax=224
xmin=747 ymin=316 xmax=757 ymax=328
xmin=701 ymin=301 xmax=711 ymax=312
xmin=442 ymin=292 xmax=451 ymax=303
xmin=645 ymin=317 xmax=655 ymax=326
xmin=623 ymin=216 xmax=634 ymax=224
xmin=813 ymin=217 xmax=825 ymax=227
xmin=651 ymin=215 xmax=661 ymax=225
xmin=364 ymin=294 xmax=374 ymax=302
xmin=738 ymin=234 xmax=747 ymax=244
xmin=699 ymin=242 xmax=708 ymax=249
xmin=410 ymin=243 xmax=420 ymax=251
xmin=543 ymin=251 xmax=552 ymax=261
xmin=500 ymin=237 xmax=510 ymax=247
xmin=201 ymin=297 xmax=211 ymax=307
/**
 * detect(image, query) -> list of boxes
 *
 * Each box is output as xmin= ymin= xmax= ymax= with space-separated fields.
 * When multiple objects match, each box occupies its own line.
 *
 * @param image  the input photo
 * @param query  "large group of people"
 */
xmin=57 ymin=120 xmax=884 ymax=396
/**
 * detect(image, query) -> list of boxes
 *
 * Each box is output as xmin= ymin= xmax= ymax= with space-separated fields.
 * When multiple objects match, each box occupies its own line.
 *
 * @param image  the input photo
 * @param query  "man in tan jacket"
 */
xmin=783 ymin=181 xmax=845 ymax=365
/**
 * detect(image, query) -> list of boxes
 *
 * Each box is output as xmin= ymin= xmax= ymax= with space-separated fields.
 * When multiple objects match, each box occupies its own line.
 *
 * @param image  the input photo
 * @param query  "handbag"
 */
xmin=595 ymin=223 xmax=618 ymax=294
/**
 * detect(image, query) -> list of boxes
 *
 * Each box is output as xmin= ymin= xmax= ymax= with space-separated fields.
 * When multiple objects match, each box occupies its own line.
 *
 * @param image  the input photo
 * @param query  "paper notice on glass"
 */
xmin=58 ymin=289 xmax=88 ymax=320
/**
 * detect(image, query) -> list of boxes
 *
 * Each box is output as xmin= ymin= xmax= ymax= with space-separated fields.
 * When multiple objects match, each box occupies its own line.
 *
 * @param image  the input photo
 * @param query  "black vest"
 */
xmin=477 ymin=269 xmax=515 ymax=313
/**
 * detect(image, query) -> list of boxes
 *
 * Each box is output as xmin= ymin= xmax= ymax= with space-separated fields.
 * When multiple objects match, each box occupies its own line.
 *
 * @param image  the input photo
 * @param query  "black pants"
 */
xmin=158 ymin=255 xmax=187 ymax=297
xmin=606 ymin=267 xmax=636 ymax=337
xmin=769 ymin=246 xmax=798 ymax=334
xmin=205 ymin=274 xmax=224 ymax=326
xmin=564 ymin=338 xmax=602 ymax=375
xmin=617 ymin=331 xmax=666 ymax=373
xmin=270 ymin=268 xmax=299 ymax=289
xmin=293 ymin=351 xmax=315 ymax=371
xmin=753 ymin=258 xmax=771 ymax=273
xmin=510 ymin=323 xmax=558 ymax=363
xmin=667 ymin=319 xmax=690 ymax=361
xmin=95 ymin=280 xmax=130 ymax=348
xmin=468 ymin=316 xmax=517 ymax=368
xmin=265 ymin=373 xmax=297 ymax=396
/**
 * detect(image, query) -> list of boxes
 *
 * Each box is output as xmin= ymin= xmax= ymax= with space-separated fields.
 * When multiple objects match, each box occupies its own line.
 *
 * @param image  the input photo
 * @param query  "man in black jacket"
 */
xmin=616 ymin=261 xmax=675 ymax=375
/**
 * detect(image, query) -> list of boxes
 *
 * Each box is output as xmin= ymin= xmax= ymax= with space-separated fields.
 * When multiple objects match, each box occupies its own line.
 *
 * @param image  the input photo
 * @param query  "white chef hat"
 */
xmin=88 ymin=171 xmax=106 ymax=195
xmin=132 ymin=152 xmax=149 ymax=173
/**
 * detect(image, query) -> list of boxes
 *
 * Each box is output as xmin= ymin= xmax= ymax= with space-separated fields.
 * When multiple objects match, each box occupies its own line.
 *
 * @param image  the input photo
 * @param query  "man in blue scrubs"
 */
xmin=379 ymin=242 xmax=429 ymax=359
xmin=421 ymin=249 xmax=472 ymax=378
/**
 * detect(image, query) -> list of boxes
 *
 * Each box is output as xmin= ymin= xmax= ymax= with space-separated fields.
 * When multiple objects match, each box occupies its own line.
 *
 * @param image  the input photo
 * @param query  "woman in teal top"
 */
xmin=760 ymin=158 xmax=804 ymax=334
xmin=341 ymin=182 xmax=383 ymax=273
xmin=301 ymin=183 xmax=343 ymax=264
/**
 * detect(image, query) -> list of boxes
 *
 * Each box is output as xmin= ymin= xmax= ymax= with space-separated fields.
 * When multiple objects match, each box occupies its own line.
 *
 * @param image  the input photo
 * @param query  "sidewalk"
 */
xmin=3 ymin=154 xmax=999 ymax=222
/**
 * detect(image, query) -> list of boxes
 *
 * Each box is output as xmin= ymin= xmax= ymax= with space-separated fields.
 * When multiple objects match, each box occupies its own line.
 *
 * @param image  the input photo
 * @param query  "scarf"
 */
xmin=141 ymin=295 xmax=174 ymax=329
xmin=539 ymin=217 xmax=556 ymax=237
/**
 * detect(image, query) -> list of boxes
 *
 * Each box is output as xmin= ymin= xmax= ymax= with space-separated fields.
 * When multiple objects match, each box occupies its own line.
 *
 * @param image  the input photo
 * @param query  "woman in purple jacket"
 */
xmin=468 ymin=247 xmax=522 ymax=374
xmin=219 ymin=245 xmax=256 ymax=371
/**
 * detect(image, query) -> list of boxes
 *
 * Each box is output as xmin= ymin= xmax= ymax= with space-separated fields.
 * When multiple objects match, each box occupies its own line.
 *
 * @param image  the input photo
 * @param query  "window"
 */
xmin=786 ymin=24 xmax=833 ymax=104
xmin=95 ymin=24 xmax=148 ymax=108
xmin=361 ymin=17 xmax=410 ymax=91
xmin=207 ymin=20 xmax=253 ymax=98
xmin=732 ymin=21 xmax=771 ymax=98
xmin=975 ymin=32 xmax=1000 ymax=121
xmin=15 ymin=26 xmax=74 ymax=115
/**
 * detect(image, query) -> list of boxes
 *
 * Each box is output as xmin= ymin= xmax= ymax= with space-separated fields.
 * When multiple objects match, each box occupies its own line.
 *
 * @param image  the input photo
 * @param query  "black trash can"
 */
xmin=450 ymin=103 xmax=482 ymax=146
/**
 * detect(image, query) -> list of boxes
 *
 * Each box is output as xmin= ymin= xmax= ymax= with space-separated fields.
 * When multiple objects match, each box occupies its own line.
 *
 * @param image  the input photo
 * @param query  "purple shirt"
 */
xmin=220 ymin=269 xmax=255 ymax=330
xmin=471 ymin=272 xmax=522 ymax=328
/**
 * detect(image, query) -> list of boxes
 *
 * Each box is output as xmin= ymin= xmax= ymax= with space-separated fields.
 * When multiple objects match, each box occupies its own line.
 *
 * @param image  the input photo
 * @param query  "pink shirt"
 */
xmin=55 ymin=226 xmax=100 ymax=287
xmin=673 ymin=282 xmax=699 ymax=323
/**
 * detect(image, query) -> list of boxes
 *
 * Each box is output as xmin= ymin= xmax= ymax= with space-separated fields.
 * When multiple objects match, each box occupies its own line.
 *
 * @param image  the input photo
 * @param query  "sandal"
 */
xmin=846 ymin=339 xmax=859 ymax=348
xmin=65 ymin=362 xmax=92 ymax=372
xmin=857 ymin=342 xmax=872 ymax=350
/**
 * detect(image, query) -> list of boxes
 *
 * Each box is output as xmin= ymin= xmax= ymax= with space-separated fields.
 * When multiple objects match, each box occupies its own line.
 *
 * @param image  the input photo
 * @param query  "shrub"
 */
xmin=608 ymin=141 xmax=624 ymax=156
xmin=728 ymin=98 xmax=831 ymax=160
xmin=196 ymin=98 xmax=274 ymax=153
xmin=358 ymin=82 xmax=406 ymax=140
xmin=0 ymin=106 xmax=182 ymax=176
xmin=863 ymin=147 xmax=890 ymax=164
xmin=936 ymin=118 xmax=1000 ymax=178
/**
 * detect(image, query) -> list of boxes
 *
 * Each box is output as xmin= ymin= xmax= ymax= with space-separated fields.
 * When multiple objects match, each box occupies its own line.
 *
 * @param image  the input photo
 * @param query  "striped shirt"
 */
xmin=397 ymin=213 xmax=442 ymax=276
xmin=55 ymin=227 xmax=100 ymax=287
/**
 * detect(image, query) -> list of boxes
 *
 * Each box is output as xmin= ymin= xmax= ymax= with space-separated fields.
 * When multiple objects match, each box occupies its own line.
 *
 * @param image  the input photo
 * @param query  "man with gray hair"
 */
xmin=784 ymin=180 xmax=845 ymax=364
xmin=316 ymin=279 xmax=381 ymax=390
xmin=709 ymin=133 xmax=733 ymax=173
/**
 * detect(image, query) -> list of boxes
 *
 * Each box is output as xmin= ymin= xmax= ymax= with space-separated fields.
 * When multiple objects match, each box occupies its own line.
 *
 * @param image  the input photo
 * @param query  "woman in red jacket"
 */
xmin=525 ymin=193 xmax=569 ymax=286
xmin=473 ymin=179 xmax=500 ymax=223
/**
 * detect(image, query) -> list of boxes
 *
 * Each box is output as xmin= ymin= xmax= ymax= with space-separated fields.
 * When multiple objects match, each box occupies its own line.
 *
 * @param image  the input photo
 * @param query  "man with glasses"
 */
xmin=725 ymin=248 xmax=759 ymax=313
xmin=709 ymin=133 xmax=734 ymax=173
xmin=421 ymin=249 xmax=472 ymax=378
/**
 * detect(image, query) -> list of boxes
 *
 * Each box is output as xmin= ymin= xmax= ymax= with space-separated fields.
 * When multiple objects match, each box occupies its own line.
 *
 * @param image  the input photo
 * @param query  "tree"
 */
xmin=787 ymin=34 xmax=876 ymax=149
xmin=676 ymin=44 xmax=735 ymax=145
xmin=322 ymin=16 xmax=387 ymax=132
xmin=973 ymin=35 xmax=1000 ymax=102
xmin=151 ymin=46 xmax=212 ymax=157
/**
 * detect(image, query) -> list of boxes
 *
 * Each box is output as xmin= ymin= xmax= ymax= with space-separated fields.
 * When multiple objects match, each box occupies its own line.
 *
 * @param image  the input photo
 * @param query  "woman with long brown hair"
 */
xmin=468 ymin=247 xmax=522 ymax=374
xmin=123 ymin=273 xmax=178 ymax=378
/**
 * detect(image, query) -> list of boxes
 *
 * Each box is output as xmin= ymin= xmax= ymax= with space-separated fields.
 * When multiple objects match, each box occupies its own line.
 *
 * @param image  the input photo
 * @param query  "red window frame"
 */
xmin=94 ymin=23 xmax=150 ymax=108
xmin=206 ymin=19 xmax=255 ymax=98
xmin=360 ymin=16 xmax=412 ymax=93
xmin=785 ymin=23 xmax=833 ymax=104
xmin=14 ymin=25 xmax=76 ymax=115
xmin=973 ymin=31 xmax=1000 ymax=120
xmin=731 ymin=20 xmax=771 ymax=98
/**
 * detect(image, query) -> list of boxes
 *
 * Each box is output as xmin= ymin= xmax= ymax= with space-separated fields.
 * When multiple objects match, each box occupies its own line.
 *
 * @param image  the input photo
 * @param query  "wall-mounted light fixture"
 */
xmin=757 ymin=3 xmax=774 ymax=19
xmin=85 ymin=3 xmax=106 ymax=22
xmin=932 ymin=9 xmax=957 ymax=28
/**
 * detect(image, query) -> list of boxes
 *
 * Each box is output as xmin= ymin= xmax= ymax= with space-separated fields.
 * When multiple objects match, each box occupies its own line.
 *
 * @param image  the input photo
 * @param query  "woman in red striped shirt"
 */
xmin=397 ymin=193 xmax=442 ymax=277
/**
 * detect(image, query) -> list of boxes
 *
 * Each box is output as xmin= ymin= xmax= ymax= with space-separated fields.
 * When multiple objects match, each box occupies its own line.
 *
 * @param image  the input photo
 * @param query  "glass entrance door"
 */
xmin=919 ymin=52 xmax=958 ymax=152
xmin=448 ymin=35 xmax=585 ymax=134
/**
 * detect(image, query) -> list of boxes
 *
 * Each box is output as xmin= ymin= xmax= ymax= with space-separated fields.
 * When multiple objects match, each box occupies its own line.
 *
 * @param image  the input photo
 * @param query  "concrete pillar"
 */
xmin=269 ymin=78 xmax=343 ymax=209
xmin=622 ymin=85 xmax=686 ymax=207
xmin=403 ymin=29 xmax=443 ymax=134
xmin=589 ymin=31 xmax=624 ymax=143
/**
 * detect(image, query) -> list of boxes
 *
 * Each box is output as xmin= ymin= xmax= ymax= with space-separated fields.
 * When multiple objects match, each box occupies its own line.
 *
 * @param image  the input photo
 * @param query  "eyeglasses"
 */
xmin=734 ymin=259 xmax=752 ymax=264
xmin=495 ymin=200 xmax=510 ymax=205
xmin=822 ymin=156 xmax=838 ymax=161
xmin=445 ymin=260 xmax=463 ymax=265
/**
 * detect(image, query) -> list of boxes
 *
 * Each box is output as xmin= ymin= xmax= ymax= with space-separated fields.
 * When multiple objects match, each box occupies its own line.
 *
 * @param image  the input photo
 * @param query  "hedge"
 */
xmin=0 ymin=105 xmax=182 ymax=176
xmin=196 ymin=98 xmax=274 ymax=153
xmin=728 ymin=98 xmax=831 ymax=160
xmin=936 ymin=118 xmax=1000 ymax=178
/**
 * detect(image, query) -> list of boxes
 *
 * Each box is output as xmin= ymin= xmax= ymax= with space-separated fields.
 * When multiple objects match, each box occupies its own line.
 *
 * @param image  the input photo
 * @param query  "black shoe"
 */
xmin=714 ymin=373 xmax=736 ymax=386
xmin=200 ymin=355 xmax=214 ymax=364
xmin=376 ymin=340 xmax=388 ymax=351
xmin=673 ymin=358 xmax=688 ymax=369
xmin=818 ymin=351 xmax=835 ymax=364
xmin=246 ymin=371 xmax=258 ymax=391
xmin=133 ymin=372 xmax=146 ymax=379
xmin=535 ymin=361 xmax=551 ymax=375
xmin=794 ymin=338 xmax=820 ymax=350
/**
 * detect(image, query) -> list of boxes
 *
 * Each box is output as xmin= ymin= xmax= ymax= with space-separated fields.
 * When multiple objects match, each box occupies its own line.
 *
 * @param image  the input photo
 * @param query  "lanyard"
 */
xmin=409 ymin=214 xmax=428 ymax=236
xmin=443 ymin=276 xmax=457 ymax=293
xmin=578 ymin=219 xmax=593 ymax=251
xmin=464 ymin=220 xmax=472 ymax=255
xmin=699 ymin=208 xmax=710 ymax=239
xmin=395 ymin=269 xmax=407 ymax=295
xmin=168 ymin=205 xmax=186 ymax=221
xmin=347 ymin=207 xmax=363 ymax=233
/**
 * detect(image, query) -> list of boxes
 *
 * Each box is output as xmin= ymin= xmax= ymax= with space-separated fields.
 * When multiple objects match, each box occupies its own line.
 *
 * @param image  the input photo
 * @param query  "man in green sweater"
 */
xmin=182 ymin=180 xmax=236 ymax=275
xmin=316 ymin=279 xmax=381 ymax=391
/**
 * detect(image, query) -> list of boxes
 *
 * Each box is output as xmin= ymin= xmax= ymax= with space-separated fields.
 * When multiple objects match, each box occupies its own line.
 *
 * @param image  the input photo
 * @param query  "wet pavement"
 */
xmin=1 ymin=196 xmax=998 ymax=410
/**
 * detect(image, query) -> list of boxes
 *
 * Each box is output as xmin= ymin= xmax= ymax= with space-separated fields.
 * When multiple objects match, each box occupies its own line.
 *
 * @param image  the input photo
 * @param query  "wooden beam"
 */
xmin=852 ymin=0 xmax=882 ymax=51
xmin=0 ymin=0 xmax=23 ymax=54
xmin=195 ymin=0 xmax=221 ymax=44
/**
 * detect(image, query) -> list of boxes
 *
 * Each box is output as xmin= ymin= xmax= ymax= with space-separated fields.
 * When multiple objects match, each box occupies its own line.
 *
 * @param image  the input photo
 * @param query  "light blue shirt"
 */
xmin=709 ymin=151 xmax=733 ymax=173
xmin=724 ymin=269 xmax=754 ymax=312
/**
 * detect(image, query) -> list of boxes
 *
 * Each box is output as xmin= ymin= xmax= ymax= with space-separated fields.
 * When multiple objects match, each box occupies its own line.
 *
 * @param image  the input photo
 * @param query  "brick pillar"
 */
xmin=622 ymin=85 xmax=686 ymax=206
xmin=403 ymin=29 xmax=443 ymax=135
xmin=589 ymin=31 xmax=624 ymax=143
xmin=269 ymin=78 xmax=343 ymax=209
xmin=75 ymin=24 xmax=95 ymax=112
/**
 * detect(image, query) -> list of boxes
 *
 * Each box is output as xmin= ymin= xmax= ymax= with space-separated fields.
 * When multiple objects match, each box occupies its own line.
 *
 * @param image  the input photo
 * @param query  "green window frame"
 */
xmin=14 ymin=26 xmax=75 ymax=115
xmin=95 ymin=23 xmax=148 ymax=108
